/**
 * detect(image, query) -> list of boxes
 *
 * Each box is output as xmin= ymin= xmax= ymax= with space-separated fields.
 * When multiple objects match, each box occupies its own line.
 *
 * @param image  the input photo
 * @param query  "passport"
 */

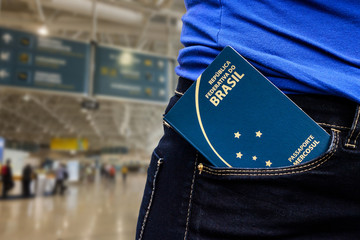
xmin=164 ymin=46 xmax=331 ymax=168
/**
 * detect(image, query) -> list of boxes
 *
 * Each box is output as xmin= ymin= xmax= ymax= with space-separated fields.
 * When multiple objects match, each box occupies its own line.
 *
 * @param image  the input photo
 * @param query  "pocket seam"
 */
xmin=138 ymin=157 xmax=163 ymax=240
xmin=175 ymin=90 xmax=185 ymax=96
xmin=184 ymin=153 xmax=199 ymax=240
xmin=201 ymin=129 xmax=340 ymax=176
xmin=163 ymin=120 xmax=172 ymax=129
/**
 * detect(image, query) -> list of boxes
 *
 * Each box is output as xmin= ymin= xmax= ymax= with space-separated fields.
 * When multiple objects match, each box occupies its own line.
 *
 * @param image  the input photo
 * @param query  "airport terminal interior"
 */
xmin=0 ymin=0 xmax=185 ymax=239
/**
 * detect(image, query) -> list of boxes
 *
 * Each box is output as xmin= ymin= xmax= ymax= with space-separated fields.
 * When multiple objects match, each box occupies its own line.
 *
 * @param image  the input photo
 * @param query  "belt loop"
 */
xmin=344 ymin=105 xmax=360 ymax=149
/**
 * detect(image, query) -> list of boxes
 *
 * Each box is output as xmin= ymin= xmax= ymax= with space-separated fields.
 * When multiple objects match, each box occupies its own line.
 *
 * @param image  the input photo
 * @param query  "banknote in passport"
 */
xmin=164 ymin=46 xmax=331 ymax=168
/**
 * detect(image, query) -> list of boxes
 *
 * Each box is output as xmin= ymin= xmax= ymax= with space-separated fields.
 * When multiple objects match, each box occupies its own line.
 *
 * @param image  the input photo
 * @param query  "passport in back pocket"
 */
xmin=164 ymin=46 xmax=331 ymax=168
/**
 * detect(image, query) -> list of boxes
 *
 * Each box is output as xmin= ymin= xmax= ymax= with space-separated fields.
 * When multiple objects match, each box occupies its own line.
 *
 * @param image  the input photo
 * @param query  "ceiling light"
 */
xmin=22 ymin=94 xmax=31 ymax=102
xmin=38 ymin=26 xmax=49 ymax=36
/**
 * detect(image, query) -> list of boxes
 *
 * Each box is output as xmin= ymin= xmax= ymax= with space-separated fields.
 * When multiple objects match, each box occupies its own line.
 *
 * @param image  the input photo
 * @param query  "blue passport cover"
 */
xmin=164 ymin=46 xmax=331 ymax=168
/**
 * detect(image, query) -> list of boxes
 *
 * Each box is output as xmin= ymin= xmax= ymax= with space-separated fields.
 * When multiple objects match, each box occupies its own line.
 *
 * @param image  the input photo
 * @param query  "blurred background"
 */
xmin=0 ymin=0 xmax=185 ymax=239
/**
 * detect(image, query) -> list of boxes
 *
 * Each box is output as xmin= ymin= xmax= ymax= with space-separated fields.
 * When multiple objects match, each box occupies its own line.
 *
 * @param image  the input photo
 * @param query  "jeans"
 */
xmin=136 ymin=77 xmax=360 ymax=239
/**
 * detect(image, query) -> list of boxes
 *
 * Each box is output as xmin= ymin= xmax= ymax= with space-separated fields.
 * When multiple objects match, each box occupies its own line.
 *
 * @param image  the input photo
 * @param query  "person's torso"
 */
xmin=176 ymin=0 xmax=360 ymax=103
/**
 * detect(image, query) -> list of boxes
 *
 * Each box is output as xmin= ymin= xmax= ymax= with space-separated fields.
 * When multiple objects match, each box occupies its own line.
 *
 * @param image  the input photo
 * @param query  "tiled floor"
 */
xmin=0 ymin=173 xmax=147 ymax=240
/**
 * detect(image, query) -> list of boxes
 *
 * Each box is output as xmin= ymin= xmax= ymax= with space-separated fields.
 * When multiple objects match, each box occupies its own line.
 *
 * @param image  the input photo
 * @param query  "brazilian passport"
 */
xmin=164 ymin=46 xmax=331 ymax=168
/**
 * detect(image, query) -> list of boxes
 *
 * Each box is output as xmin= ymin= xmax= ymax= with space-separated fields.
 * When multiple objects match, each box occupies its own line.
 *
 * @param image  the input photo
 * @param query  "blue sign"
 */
xmin=0 ymin=138 xmax=4 ymax=164
xmin=94 ymin=45 xmax=170 ymax=103
xmin=0 ymin=27 xmax=90 ymax=94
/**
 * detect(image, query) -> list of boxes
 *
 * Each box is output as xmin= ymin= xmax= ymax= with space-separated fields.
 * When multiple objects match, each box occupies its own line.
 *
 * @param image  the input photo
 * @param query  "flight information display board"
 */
xmin=0 ymin=27 xmax=90 ymax=94
xmin=94 ymin=45 xmax=170 ymax=103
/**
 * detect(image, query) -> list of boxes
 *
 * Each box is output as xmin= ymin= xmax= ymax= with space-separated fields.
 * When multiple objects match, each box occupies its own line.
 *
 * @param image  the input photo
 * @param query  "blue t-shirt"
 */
xmin=176 ymin=0 xmax=360 ymax=103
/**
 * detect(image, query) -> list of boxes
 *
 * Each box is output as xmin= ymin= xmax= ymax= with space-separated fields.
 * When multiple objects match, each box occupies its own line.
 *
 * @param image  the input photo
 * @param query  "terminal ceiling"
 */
xmin=0 ymin=0 xmax=186 ymax=154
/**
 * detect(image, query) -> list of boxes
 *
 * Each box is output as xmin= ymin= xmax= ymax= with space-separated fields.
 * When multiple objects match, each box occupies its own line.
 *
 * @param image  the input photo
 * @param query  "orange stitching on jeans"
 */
xmin=163 ymin=120 xmax=172 ymax=129
xmin=346 ymin=106 xmax=360 ymax=146
xmin=201 ymin=130 xmax=339 ymax=176
xmin=175 ymin=90 xmax=184 ymax=96
xmin=202 ymin=152 xmax=334 ymax=177
xmin=344 ymin=143 xmax=356 ymax=148
xmin=353 ymin=131 xmax=360 ymax=146
xmin=184 ymin=153 xmax=198 ymax=240
xmin=318 ymin=123 xmax=350 ymax=130
xmin=203 ymin=129 xmax=339 ymax=173
xmin=138 ymin=158 xmax=163 ymax=240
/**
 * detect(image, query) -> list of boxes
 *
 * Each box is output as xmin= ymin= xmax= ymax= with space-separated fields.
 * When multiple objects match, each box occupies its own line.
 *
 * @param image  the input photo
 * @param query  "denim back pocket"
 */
xmin=186 ymin=129 xmax=353 ymax=239
xmin=198 ymin=129 xmax=340 ymax=178
xmin=136 ymin=151 xmax=163 ymax=240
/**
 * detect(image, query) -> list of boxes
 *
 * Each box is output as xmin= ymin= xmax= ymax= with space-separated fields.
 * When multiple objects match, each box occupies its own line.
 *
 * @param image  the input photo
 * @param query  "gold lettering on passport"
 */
xmin=208 ymin=61 xmax=231 ymax=85
xmin=205 ymin=62 xmax=245 ymax=107
xmin=288 ymin=135 xmax=321 ymax=165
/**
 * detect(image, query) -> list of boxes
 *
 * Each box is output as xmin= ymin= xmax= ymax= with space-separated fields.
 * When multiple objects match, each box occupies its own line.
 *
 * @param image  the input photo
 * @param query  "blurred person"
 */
xmin=85 ymin=164 xmax=94 ymax=183
xmin=136 ymin=1 xmax=360 ymax=239
xmin=109 ymin=165 xmax=116 ymax=182
xmin=1 ymin=159 xmax=14 ymax=198
xmin=121 ymin=166 xmax=128 ymax=184
xmin=53 ymin=164 xmax=68 ymax=195
xmin=100 ymin=164 xmax=108 ymax=179
xmin=22 ymin=164 xmax=33 ymax=197
xmin=105 ymin=163 xmax=111 ymax=176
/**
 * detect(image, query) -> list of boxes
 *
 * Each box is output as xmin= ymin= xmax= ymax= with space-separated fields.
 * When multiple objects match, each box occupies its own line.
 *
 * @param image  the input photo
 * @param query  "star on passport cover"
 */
xmin=164 ymin=46 xmax=331 ymax=168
